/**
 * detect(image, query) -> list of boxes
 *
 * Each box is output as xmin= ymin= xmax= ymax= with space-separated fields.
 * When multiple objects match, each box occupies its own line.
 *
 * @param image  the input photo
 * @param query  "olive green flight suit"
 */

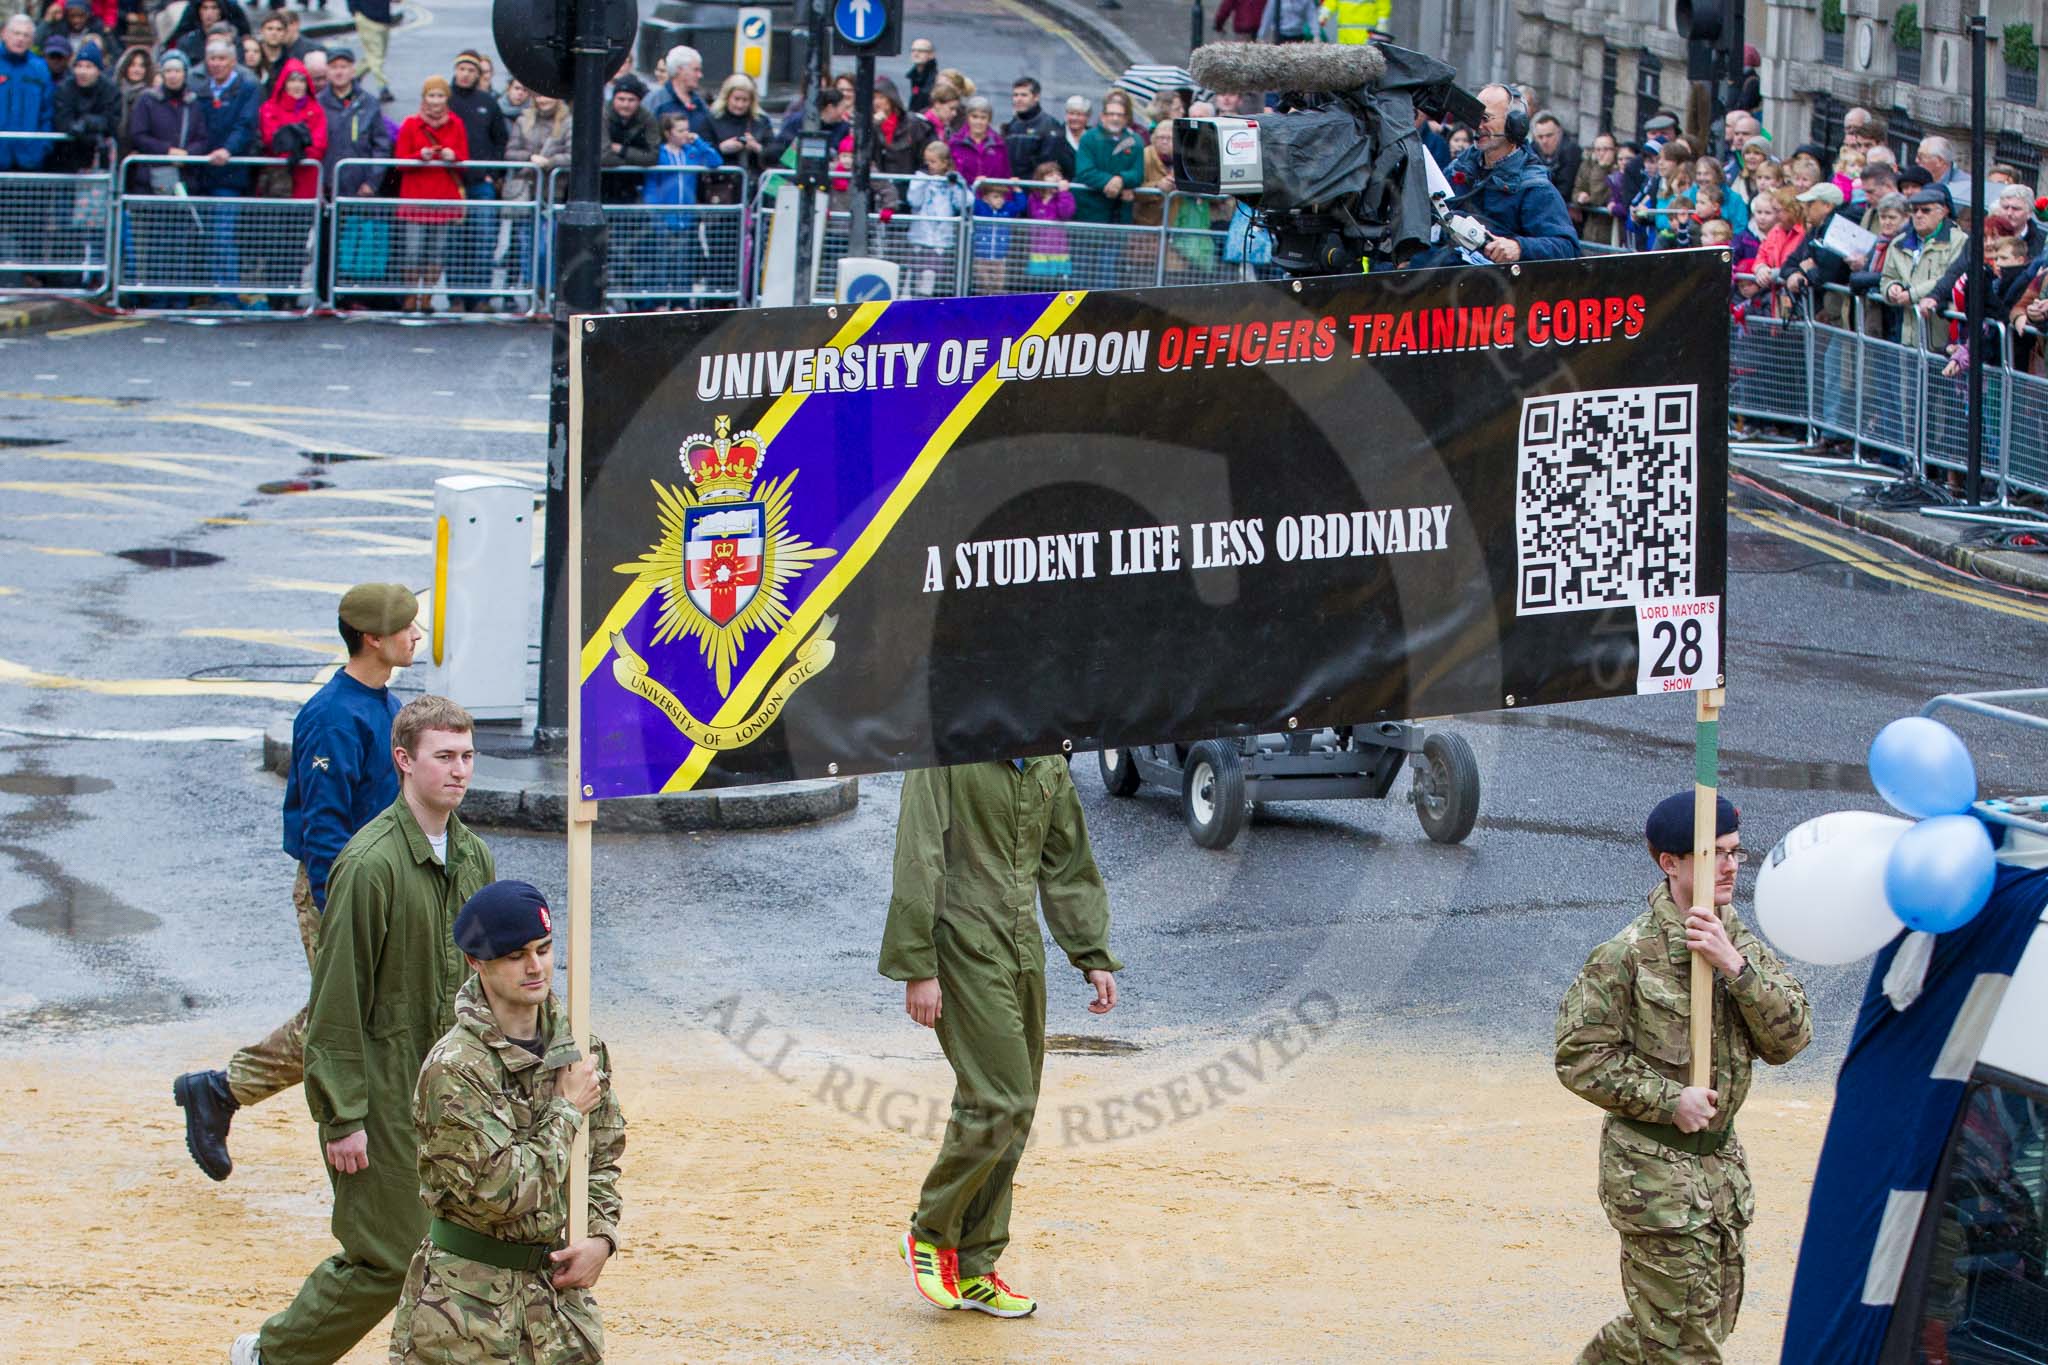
xmin=1555 ymin=884 xmax=1811 ymax=1365
xmin=262 ymin=797 xmax=495 ymax=1365
xmin=880 ymin=758 xmax=1122 ymax=1279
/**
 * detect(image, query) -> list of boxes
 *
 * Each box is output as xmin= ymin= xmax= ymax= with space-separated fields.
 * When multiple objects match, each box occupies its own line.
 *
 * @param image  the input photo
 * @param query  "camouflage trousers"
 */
xmin=1577 ymin=1119 xmax=1752 ymax=1365
xmin=389 ymin=1242 xmax=604 ymax=1364
xmin=1576 ymin=1222 xmax=1746 ymax=1364
xmin=226 ymin=864 xmax=318 ymax=1108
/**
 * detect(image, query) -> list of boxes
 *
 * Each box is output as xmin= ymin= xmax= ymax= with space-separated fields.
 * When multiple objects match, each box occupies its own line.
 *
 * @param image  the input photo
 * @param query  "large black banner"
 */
xmin=575 ymin=253 xmax=1727 ymax=797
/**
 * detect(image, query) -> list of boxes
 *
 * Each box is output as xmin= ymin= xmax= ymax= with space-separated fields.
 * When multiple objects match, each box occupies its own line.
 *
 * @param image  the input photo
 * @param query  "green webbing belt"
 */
xmin=1619 ymin=1115 xmax=1731 ymax=1158
xmin=430 ymin=1217 xmax=555 ymax=1272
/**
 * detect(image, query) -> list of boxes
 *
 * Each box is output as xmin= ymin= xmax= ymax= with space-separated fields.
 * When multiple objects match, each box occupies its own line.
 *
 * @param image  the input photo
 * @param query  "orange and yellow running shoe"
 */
xmin=900 ymin=1232 xmax=961 ymax=1310
xmin=957 ymin=1270 xmax=1037 ymax=1318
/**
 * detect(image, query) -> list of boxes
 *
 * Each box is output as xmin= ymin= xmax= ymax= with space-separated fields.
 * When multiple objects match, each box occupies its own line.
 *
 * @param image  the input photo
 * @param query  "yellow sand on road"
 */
xmin=0 ymin=1030 xmax=1829 ymax=1362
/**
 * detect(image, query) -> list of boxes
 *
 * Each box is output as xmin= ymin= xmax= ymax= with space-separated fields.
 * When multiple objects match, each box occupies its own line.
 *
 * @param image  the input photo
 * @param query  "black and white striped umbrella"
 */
xmin=1114 ymin=63 xmax=1206 ymax=105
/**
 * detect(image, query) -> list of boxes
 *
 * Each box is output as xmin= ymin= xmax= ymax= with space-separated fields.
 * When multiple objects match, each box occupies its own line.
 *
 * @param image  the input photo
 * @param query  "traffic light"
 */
xmin=1676 ymin=0 xmax=1740 ymax=86
xmin=492 ymin=0 xmax=635 ymax=100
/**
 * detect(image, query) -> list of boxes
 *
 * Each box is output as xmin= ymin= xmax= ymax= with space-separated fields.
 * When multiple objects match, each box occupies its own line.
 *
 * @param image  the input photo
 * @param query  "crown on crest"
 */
xmin=680 ymin=416 xmax=764 ymax=501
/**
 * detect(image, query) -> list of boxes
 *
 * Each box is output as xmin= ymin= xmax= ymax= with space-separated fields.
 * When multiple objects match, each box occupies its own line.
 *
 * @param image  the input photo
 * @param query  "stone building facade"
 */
xmin=1402 ymin=0 xmax=2048 ymax=184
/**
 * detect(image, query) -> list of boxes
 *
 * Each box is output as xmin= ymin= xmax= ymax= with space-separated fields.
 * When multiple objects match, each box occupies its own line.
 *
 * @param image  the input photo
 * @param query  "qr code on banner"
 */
xmin=1515 ymin=385 xmax=1698 ymax=615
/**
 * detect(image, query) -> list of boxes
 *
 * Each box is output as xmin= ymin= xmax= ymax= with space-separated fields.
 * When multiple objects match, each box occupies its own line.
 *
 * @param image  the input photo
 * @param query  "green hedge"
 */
xmin=1893 ymin=2 xmax=1921 ymax=51
xmin=2006 ymin=21 xmax=2037 ymax=72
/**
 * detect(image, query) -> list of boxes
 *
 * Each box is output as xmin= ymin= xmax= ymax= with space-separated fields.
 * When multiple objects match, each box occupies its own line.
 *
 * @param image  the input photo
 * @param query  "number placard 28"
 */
xmin=1635 ymin=597 xmax=1721 ymax=695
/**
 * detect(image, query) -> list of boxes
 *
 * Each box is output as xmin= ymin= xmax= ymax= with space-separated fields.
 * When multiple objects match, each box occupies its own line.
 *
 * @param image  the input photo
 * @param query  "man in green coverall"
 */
xmin=881 ymin=756 xmax=1122 ymax=1318
xmin=231 ymin=696 xmax=496 ymax=1365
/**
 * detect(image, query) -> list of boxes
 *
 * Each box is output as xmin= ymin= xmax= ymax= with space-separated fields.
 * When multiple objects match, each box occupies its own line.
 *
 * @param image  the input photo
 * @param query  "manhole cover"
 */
xmin=257 ymin=478 xmax=332 ymax=495
xmin=116 ymin=547 xmax=224 ymax=569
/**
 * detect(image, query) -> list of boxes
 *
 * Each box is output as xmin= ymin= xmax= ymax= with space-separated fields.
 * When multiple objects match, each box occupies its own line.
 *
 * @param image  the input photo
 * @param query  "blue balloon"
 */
xmin=1883 ymin=814 xmax=1997 ymax=934
xmin=1868 ymin=717 xmax=1978 ymax=818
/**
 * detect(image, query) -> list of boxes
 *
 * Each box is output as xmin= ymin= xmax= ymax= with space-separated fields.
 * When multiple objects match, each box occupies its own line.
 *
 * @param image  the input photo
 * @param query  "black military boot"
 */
xmin=173 ymin=1069 xmax=239 ymax=1181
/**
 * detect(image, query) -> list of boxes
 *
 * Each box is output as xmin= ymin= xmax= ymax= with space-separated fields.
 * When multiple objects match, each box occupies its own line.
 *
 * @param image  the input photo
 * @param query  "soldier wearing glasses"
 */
xmin=1555 ymin=793 xmax=1811 ymax=1365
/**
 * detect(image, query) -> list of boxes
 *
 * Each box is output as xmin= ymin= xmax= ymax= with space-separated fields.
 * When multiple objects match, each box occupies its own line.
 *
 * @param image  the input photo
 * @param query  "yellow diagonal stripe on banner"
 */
xmin=578 ymin=301 xmax=895 ymax=683
xmin=660 ymin=290 xmax=1090 ymax=793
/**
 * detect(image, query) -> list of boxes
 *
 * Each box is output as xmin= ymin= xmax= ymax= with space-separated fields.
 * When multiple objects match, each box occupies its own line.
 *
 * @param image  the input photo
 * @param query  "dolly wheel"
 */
xmin=1413 ymin=732 xmax=1480 ymax=845
xmin=1099 ymin=746 xmax=1141 ymax=797
xmin=1183 ymin=740 xmax=1248 ymax=849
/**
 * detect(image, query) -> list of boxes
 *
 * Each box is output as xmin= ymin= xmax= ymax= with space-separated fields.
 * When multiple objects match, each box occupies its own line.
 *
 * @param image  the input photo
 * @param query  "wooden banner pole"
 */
xmin=1689 ymin=685 xmax=1726 ymax=1091
xmin=566 ymin=319 xmax=596 ymax=1244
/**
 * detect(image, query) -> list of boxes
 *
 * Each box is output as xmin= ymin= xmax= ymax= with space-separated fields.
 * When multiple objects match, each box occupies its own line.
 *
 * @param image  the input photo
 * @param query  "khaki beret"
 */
xmin=338 ymin=583 xmax=419 ymax=636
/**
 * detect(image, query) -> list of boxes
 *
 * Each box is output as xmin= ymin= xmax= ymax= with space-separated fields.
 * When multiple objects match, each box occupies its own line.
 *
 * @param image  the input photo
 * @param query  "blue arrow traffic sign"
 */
xmin=833 ymin=0 xmax=879 ymax=45
xmin=845 ymin=272 xmax=893 ymax=302
xmin=741 ymin=12 xmax=767 ymax=37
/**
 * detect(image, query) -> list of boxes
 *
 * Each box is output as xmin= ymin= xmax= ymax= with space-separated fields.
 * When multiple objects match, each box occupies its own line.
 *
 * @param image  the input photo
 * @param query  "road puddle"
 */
xmin=115 ymin=547 xmax=225 ymax=568
xmin=0 ymin=773 xmax=114 ymax=797
xmin=1044 ymin=1034 xmax=1142 ymax=1055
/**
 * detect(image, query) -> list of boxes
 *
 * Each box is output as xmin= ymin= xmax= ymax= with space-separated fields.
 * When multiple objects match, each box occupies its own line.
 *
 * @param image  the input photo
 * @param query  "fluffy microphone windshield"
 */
xmin=1188 ymin=42 xmax=1387 ymax=95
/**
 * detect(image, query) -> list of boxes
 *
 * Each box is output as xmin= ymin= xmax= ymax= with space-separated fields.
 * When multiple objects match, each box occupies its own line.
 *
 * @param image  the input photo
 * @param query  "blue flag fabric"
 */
xmin=1779 ymin=856 xmax=2047 ymax=1363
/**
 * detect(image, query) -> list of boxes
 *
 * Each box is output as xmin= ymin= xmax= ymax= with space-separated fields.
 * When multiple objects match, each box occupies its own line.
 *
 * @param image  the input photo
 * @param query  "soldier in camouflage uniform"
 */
xmin=390 ymin=881 xmax=625 ymax=1364
xmin=1555 ymin=792 xmax=1811 ymax=1365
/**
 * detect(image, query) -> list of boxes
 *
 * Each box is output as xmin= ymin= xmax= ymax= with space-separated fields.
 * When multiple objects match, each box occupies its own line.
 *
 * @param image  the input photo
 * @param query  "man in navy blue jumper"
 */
xmin=175 ymin=582 xmax=422 ymax=1181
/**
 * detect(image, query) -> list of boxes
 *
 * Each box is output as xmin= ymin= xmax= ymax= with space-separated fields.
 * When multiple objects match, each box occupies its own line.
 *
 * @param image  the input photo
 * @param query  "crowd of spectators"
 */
xmin=0 ymin=3 xmax=1296 ymax=306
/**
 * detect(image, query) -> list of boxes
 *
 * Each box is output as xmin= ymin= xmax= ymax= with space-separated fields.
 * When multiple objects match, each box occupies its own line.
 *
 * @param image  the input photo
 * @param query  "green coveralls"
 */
xmin=879 ymin=758 xmax=1122 ymax=1278
xmin=263 ymin=797 xmax=495 ymax=1365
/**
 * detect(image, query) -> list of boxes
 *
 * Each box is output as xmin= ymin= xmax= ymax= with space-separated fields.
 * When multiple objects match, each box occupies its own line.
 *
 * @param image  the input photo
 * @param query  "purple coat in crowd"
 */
xmin=948 ymin=128 xmax=1011 ymax=186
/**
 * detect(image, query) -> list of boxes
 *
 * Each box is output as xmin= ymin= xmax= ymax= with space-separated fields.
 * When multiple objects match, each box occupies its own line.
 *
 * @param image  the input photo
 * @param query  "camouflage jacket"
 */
xmin=1555 ymin=883 xmax=1811 ymax=1133
xmin=880 ymin=758 xmax=1122 ymax=982
xmin=412 ymin=975 xmax=626 ymax=1250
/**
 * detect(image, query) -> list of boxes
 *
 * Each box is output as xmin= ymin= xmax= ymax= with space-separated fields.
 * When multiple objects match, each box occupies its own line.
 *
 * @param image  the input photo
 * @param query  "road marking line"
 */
xmin=0 ymin=480 xmax=205 ymax=508
xmin=142 ymin=336 xmax=166 ymax=344
xmin=50 ymin=320 xmax=146 ymax=339
xmin=1736 ymin=509 xmax=2048 ymax=624
xmin=989 ymin=0 xmax=1117 ymax=79
xmin=255 ymin=576 xmax=357 ymax=593
xmin=0 ymin=655 xmax=316 ymax=702
xmin=0 ymin=390 xmax=127 ymax=407
xmin=182 ymin=627 xmax=346 ymax=657
xmin=10 ymin=450 xmax=248 ymax=483
xmin=307 ymin=527 xmax=434 ymax=549
xmin=1739 ymin=507 xmax=2039 ymax=609
xmin=0 ymin=722 xmax=265 ymax=742
xmin=18 ymin=544 xmax=104 ymax=558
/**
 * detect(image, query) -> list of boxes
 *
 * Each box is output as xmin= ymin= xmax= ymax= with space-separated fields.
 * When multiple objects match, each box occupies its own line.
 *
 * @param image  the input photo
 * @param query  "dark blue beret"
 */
xmin=453 ymin=880 xmax=553 ymax=961
xmin=1645 ymin=792 xmax=1739 ymax=856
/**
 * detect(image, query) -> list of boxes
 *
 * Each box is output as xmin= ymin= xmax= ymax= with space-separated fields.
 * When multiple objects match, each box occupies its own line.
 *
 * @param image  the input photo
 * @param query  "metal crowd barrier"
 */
xmin=116 ymin=155 xmax=323 ymax=313
xmin=330 ymin=158 xmax=548 ymax=315
xmin=0 ymin=132 xmax=115 ymax=297
xmin=548 ymin=164 xmax=747 ymax=310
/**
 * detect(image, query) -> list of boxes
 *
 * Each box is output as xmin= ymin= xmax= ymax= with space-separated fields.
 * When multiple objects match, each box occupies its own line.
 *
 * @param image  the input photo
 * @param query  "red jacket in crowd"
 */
xmin=394 ymin=110 xmax=468 ymax=223
xmin=257 ymin=59 xmax=328 ymax=199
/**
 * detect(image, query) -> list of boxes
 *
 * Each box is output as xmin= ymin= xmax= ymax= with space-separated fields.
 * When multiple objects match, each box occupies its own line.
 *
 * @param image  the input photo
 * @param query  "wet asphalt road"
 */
xmin=2 ymin=317 xmax=2046 ymax=1078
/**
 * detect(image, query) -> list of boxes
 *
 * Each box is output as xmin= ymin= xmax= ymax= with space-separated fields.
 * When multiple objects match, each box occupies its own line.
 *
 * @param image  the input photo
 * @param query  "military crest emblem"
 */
xmin=608 ymin=417 xmax=840 ymax=753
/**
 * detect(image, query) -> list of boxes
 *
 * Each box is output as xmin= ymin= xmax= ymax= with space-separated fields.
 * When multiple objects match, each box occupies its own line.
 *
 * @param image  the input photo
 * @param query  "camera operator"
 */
xmin=1419 ymin=83 xmax=1578 ymax=266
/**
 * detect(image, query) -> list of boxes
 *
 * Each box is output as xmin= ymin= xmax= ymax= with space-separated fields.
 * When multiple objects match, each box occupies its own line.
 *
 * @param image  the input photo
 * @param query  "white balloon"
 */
xmin=1753 ymin=810 xmax=1915 ymax=965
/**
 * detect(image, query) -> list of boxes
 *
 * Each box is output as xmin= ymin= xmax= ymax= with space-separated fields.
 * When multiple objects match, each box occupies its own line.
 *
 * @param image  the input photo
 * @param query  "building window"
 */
xmin=1634 ymin=50 xmax=1662 ymax=137
xmin=1601 ymin=44 xmax=1619 ymax=133
xmin=1889 ymin=1078 xmax=2047 ymax=1363
xmin=1823 ymin=30 xmax=1846 ymax=66
xmin=2008 ymin=67 xmax=2039 ymax=107
xmin=1810 ymin=94 xmax=1844 ymax=153
xmin=1995 ymin=130 xmax=2041 ymax=187
xmin=1886 ymin=108 xmax=1924 ymax=170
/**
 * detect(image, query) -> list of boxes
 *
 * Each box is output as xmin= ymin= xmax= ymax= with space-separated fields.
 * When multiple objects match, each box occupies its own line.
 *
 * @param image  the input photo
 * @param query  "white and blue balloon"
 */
xmin=1754 ymin=717 xmax=1996 ymax=965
